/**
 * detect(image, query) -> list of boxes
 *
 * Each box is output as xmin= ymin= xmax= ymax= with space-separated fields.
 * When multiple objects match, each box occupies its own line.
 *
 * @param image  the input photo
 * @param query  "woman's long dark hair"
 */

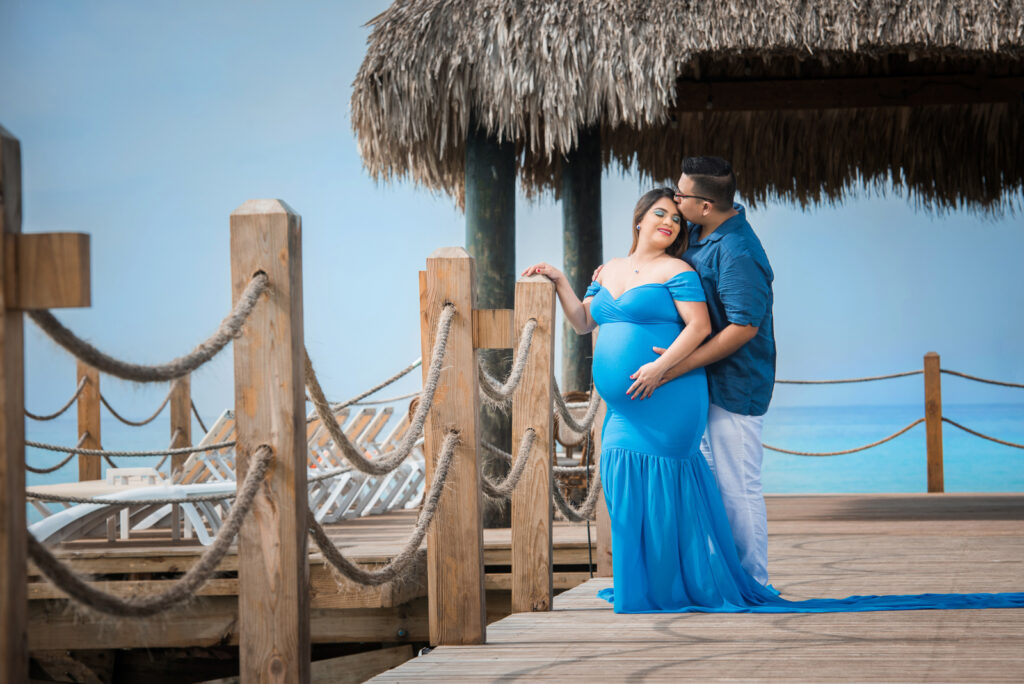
xmin=628 ymin=187 xmax=689 ymax=258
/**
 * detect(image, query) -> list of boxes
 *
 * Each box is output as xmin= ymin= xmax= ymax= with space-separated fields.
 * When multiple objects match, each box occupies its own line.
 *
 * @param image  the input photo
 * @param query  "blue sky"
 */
xmin=3 ymin=0 xmax=1023 ymax=440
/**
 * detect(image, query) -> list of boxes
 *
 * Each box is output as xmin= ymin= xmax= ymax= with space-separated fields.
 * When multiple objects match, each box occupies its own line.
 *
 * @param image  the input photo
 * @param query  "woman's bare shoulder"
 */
xmin=660 ymin=256 xmax=695 ymax=279
xmin=598 ymin=257 xmax=627 ymax=283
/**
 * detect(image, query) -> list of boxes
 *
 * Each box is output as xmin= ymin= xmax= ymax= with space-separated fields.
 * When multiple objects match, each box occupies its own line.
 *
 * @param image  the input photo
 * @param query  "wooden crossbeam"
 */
xmin=675 ymin=75 xmax=1024 ymax=112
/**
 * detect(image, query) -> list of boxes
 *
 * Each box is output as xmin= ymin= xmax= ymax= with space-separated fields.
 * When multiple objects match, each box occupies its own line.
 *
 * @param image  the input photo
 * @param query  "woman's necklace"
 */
xmin=631 ymin=254 xmax=659 ymax=274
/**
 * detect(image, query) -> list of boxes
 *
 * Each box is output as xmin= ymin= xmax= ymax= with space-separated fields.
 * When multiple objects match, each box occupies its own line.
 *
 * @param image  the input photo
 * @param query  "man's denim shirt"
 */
xmin=682 ymin=204 xmax=776 ymax=416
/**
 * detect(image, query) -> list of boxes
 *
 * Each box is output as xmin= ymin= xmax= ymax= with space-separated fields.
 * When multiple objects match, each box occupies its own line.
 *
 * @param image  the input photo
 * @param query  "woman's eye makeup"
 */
xmin=652 ymin=208 xmax=681 ymax=223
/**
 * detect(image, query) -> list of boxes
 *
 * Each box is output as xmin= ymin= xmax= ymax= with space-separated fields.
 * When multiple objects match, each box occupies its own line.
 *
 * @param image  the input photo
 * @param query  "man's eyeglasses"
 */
xmin=673 ymin=191 xmax=715 ymax=204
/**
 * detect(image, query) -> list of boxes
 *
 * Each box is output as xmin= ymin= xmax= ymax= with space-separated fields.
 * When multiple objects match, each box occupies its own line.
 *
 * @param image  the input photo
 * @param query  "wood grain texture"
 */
xmin=3 ymin=232 xmax=90 ymax=309
xmin=419 ymin=246 xmax=486 ymax=645
xmin=372 ymin=495 xmax=1024 ymax=683
xmin=924 ymin=352 xmax=944 ymax=493
xmin=76 ymin=361 xmax=101 ymax=481
xmin=0 ymin=122 xmax=28 ymax=684
xmin=591 ymin=332 xmax=612 ymax=577
xmin=472 ymin=308 xmax=513 ymax=349
xmin=169 ymin=375 xmax=191 ymax=476
xmin=675 ymin=75 xmax=1024 ymax=112
xmin=510 ymin=275 xmax=555 ymax=612
xmin=230 ymin=199 xmax=309 ymax=683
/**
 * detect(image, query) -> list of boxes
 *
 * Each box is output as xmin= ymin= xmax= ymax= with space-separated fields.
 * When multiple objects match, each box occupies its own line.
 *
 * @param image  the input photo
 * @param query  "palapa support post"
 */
xmin=510 ymin=275 xmax=555 ymax=612
xmin=560 ymin=125 xmax=603 ymax=392
xmin=230 ymin=199 xmax=309 ymax=683
xmin=76 ymin=360 xmax=101 ymax=481
xmin=591 ymin=334 xmax=612 ymax=577
xmin=419 ymin=247 xmax=486 ymax=645
xmin=924 ymin=352 xmax=944 ymax=493
xmin=1 ymin=125 xmax=90 ymax=684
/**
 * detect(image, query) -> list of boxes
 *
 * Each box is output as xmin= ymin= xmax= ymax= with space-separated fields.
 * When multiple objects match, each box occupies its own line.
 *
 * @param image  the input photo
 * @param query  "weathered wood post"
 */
xmin=1 ymin=125 xmax=90 ymax=683
xmin=76 ymin=360 xmax=101 ymax=480
xmin=591 ymin=334 xmax=612 ymax=576
xmin=924 ymin=352 xmax=944 ymax=493
xmin=168 ymin=375 xmax=191 ymax=476
xmin=231 ymin=199 xmax=309 ymax=682
xmin=466 ymin=118 xmax=515 ymax=525
xmin=510 ymin=275 xmax=555 ymax=612
xmin=561 ymin=126 xmax=603 ymax=392
xmin=419 ymin=246 xmax=486 ymax=645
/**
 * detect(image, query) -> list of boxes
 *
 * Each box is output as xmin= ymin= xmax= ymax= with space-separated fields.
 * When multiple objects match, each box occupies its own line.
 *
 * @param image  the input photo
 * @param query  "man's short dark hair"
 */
xmin=681 ymin=156 xmax=736 ymax=206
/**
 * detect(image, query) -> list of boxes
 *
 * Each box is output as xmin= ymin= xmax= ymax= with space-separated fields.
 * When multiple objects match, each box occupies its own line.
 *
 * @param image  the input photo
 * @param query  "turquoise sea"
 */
xmin=24 ymin=402 xmax=1024 ymax=523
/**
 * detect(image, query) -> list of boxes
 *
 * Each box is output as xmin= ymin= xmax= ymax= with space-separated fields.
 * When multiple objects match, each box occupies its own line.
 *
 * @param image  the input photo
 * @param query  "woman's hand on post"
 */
xmin=521 ymin=262 xmax=565 ymax=285
xmin=627 ymin=361 xmax=666 ymax=400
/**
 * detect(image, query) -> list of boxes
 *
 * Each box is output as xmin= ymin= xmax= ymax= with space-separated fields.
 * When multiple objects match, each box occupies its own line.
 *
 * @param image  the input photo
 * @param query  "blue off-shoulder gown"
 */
xmin=585 ymin=271 xmax=1024 ymax=614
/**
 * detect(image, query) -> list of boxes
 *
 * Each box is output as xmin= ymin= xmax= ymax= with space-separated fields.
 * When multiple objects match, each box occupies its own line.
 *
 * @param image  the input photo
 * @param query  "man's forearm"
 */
xmin=665 ymin=323 xmax=758 ymax=381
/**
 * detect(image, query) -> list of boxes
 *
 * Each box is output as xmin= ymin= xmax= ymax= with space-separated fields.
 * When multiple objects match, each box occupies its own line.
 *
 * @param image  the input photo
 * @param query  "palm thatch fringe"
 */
xmin=352 ymin=0 xmax=1024 ymax=211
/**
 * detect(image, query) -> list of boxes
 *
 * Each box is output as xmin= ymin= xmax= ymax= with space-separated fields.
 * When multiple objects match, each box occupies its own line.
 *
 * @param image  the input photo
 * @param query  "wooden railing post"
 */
xmin=591 ymin=334 xmax=612 ymax=576
xmin=169 ymin=375 xmax=191 ymax=476
xmin=231 ymin=199 xmax=309 ymax=682
xmin=419 ymin=246 xmax=486 ymax=645
xmin=924 ymin=352 xmax=944 ymax=493
xmin=77 ymin=360 xmax=101 ymax=481
xmin=0 ymin=122 xmax=28 ymax=684
xmin=510 ymin=275 xmax=555 ymax=612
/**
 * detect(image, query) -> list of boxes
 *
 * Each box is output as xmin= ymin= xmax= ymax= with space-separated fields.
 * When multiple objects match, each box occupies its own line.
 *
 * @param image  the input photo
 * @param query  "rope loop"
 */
xmin=478 ymin=318 xmax=537 ymax=409
xmin=25 ymin=378 xmax=87 ymax=421
xmin=762 ymin=418 xmax=925 ymax=456
xmin=480 ymin=428 xmax=536 ymax=499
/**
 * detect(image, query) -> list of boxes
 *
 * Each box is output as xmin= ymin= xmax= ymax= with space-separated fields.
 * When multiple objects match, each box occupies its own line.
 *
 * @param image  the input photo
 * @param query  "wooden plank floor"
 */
xmin=371 ymin=494 xmax=1024 ymax=682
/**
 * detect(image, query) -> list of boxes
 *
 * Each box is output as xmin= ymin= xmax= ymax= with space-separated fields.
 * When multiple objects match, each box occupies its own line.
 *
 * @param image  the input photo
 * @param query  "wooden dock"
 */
xmin=371 ymin=493 xmax=1024 ymax=682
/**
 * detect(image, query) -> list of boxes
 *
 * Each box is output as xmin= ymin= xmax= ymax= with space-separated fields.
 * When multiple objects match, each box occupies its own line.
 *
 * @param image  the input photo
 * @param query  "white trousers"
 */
xmin=700 ymin=403 xmax=769 ymax=585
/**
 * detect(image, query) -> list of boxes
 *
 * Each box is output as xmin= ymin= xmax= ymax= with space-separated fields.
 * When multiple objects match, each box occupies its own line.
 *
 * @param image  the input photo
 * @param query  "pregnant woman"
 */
xmin=523 ymin=188 xmax=1024 ymax=614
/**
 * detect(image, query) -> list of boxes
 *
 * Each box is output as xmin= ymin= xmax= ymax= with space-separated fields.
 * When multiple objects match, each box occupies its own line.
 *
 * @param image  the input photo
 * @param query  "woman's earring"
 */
xmin=635 ymin=224 xmax=641 ymax=231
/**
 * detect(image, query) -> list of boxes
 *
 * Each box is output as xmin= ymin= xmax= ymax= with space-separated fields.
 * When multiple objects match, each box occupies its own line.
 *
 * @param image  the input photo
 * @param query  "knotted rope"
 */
xmin=100 ymin=389 xmax=172 ymax=427
xmin=762 ymin=418 xmax=926 ymax=456
xmin=25 ymin=378 xmax=87 ymax=421
xmin=551 ymin=466 xmax=602 ymax=522
xmin=26 ymin=439 xmax=235 ymax=458
xmin=478 ymin=319 xmax=537 ymax=409
xmin=27 ymin=445 xmax=271 ymax=617
xmin=328 ymin=359 xmax=423 ymax=410
xmin=940 ymin=369 xmax=1024 ymax=389
xmin=26 ymin=434 xmax=88 ymax=475
xmin=943 ymin=417 xmax=1024 ymax=449
xmin=480 ymin=428 xmax=536 ymax=499
xmin=27 ymin=272 xmax=268 ymax=383
xmin=775 ymin=370 xmax=923 ymax=384
xmin=305 ymin=304 xmax=454 ymax=476
xmin=308 ymin=430 xmax=458 ymax=586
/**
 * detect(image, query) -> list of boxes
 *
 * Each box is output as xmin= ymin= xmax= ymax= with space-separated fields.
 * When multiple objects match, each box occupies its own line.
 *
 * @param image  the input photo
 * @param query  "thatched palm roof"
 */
xmin=352 ymin=0 xmax=1024 ymax=211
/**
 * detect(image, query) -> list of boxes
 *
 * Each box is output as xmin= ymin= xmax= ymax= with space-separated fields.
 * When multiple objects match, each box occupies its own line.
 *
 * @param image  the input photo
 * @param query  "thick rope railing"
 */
xmin=27 ymin=272 xmax=268 ymax=383
xmin=940 ymin=369 xmax=1024 ymax=389
xmin=478 ymin=318 xmax=537 ymax=409
xmin=480 ymin=428 xmax=536 ymax=499
xmin=27 ymin=444 xmax=271 ymax=617
xmin=25 ymin=439 xmax=235 ymax=458
xmin=25 ymin=378 xmax=87 ymax=421
xmin=551 ymin=466 xmax=602 ymax=523
xmin=191 ymin=400 xmax=209 ymax=435
xmin=551 ymin=380 xmax=602 ymax=437
xmin=100 ymin=389 xmax=172 ymax=427
xmin=308 ymin=430 xmax=459 ymax=586
xmin=775 ymin=370 xmax=923 ymax=384
xmin=305 ymin=304 xmax=455 ymax=476
xmin=942 ymin=417 xmax=1024 ymax=449
xmin=26 ymin=434 xmax=88 ymax=475
xmin=762 ymin=418 xmax=926 ymax=456
xmin=328 ymin=359 xmax=423 ymax=410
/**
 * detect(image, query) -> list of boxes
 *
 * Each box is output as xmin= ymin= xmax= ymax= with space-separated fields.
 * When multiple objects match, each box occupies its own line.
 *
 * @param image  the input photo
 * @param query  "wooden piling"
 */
xmin=0 ymin=123 xmax=28 ymax=684
xmin=76 ymin=360 xmax=101 ymax=481
xmin=510 ymin=275 xmax=555 ymax=613
xmin=168 ymin=375 xmax=191 ymax=477
xmin=230 ymin=199 xmax=309 ymax=683
xmin=924 ymin=352 xmax=944 ymax=493
xmin=419 ymin=247 xmax=486 ymax=645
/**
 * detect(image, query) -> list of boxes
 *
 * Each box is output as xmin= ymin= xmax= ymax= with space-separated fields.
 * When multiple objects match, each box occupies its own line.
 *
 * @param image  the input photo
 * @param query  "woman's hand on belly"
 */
xmin=626 ymin=359 xmax=668 ymax=400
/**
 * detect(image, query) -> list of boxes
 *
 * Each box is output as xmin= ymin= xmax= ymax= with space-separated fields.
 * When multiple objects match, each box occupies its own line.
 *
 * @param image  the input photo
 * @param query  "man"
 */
xmin=657 ymin=155 xmax=776 ymax=586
